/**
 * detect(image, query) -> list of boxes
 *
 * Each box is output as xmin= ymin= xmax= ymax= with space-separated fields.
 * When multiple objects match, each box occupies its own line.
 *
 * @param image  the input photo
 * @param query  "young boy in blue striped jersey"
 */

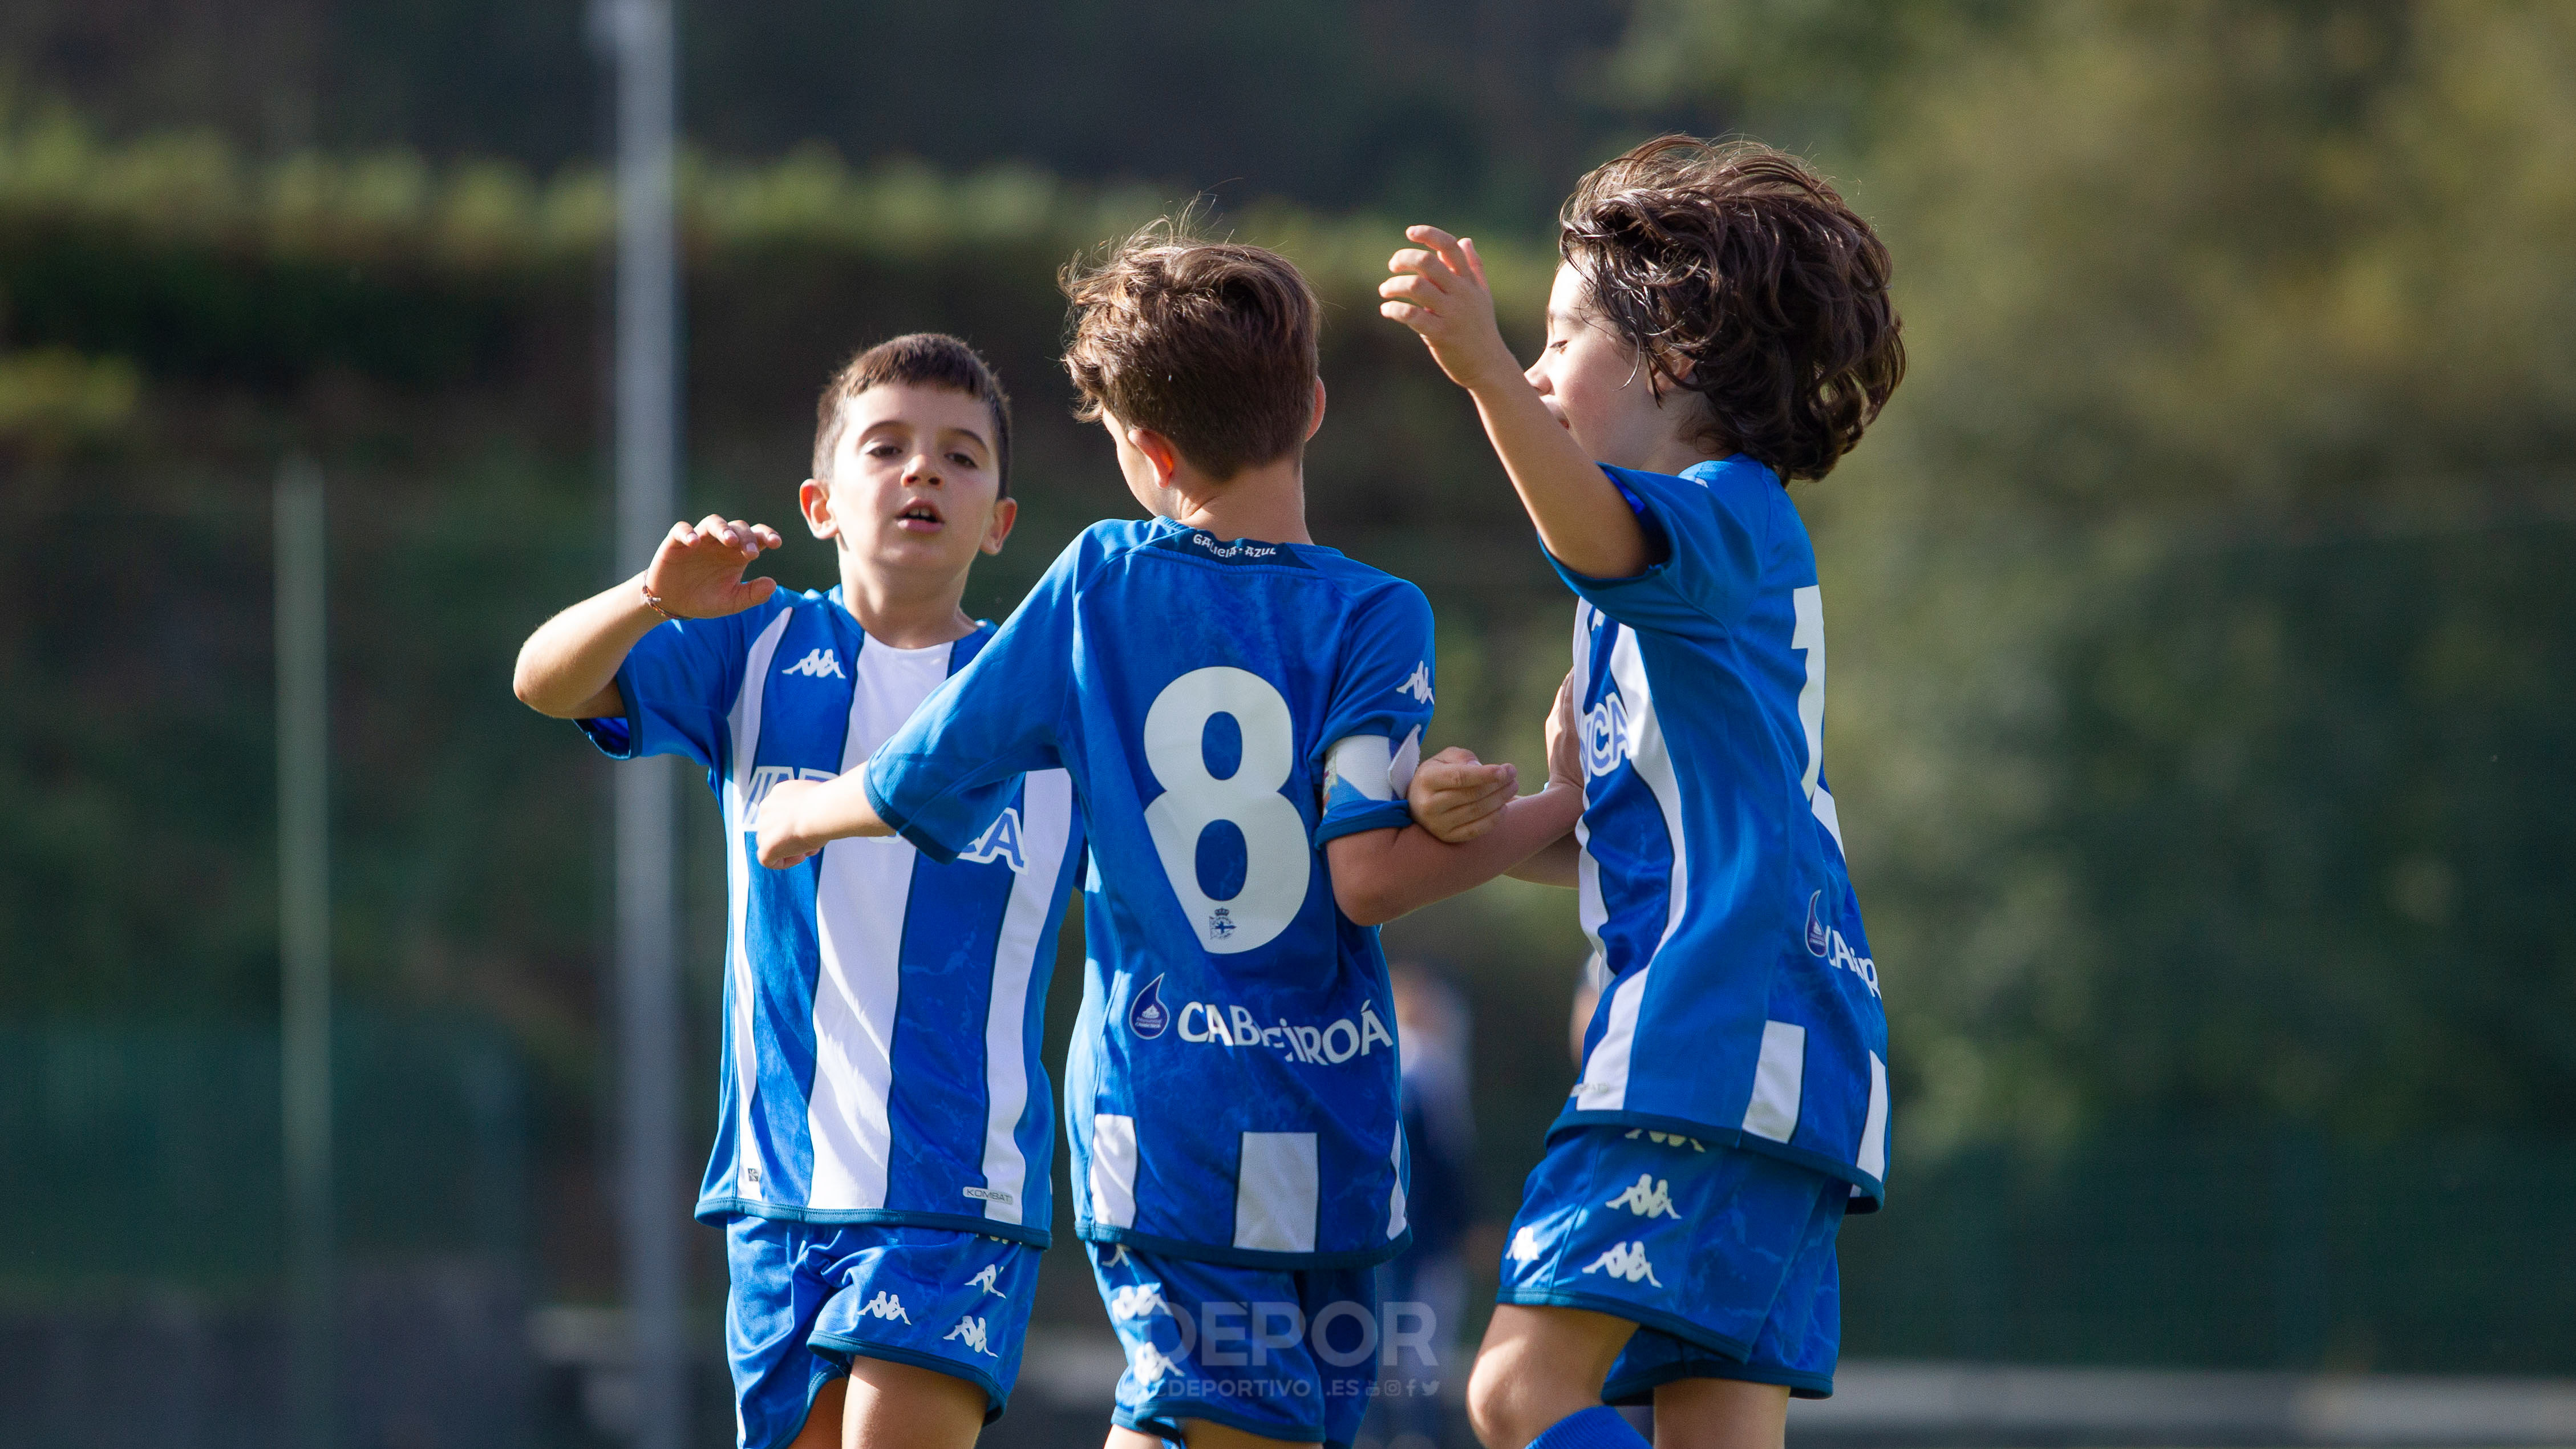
xmin=1382 ymin=139 xmax=1906 ymax=1449
xmin=513 ymin=335 xmax=1079 ymax=1449
xmin=754 ymin=229 xmax=1581 ymax=1449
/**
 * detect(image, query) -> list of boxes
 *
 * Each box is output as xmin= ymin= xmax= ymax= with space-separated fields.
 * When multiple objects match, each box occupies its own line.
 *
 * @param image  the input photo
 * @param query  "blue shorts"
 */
xmin=724 ymin=1216 xmax=1039 ymax=1448
xmin=1090 ymin=1241 xmax=1414 ymax=1447
xmin=1496 ymin=1127 xmax=1847 ymax=1399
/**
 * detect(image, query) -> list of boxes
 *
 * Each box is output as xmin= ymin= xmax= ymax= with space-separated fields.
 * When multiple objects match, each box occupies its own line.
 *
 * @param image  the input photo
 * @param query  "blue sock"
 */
xmin=1526 ymin=1405 xmax=1650 ymax=1449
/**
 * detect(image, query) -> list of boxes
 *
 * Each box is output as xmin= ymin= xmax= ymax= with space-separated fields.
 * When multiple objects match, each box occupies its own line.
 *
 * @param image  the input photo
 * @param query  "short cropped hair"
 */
xmin=813 ymin=333 xmax=1014 ymax=495
xmin=1561 ymin=136 xmax=1905 ymax=482
xmin=1060 ymin=224 xmax=1319 ymax=481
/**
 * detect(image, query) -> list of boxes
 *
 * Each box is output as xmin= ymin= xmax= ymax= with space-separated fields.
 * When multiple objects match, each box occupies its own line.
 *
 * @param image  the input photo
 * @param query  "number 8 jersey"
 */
xmin=865 ymin=518 xmax=1436 ymax=1268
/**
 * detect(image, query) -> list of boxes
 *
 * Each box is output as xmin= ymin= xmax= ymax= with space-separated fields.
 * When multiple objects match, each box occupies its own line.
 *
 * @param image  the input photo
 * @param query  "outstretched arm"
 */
xmin=1380 ymin=227 xmax=1653 ymax=579
xmin=1325 ymin=782 xmax=1585 ymax=928
xmin=513 ymin=515 xmax=783 ymax=718
xmin=754 ymin=774 xmax=891 ymax=868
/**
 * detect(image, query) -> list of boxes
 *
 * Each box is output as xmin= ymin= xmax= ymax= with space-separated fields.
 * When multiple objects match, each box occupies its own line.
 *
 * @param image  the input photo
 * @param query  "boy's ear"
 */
xmin=1305 ymin=377 xmax=1327 ymax=442
xmin=799 ymin=477 xmax=838 ymax=540
xmin=979 ymin=496 xmax=1019 ymax=556
xmin=1125 ymin=425 xmax=1183 ymax=487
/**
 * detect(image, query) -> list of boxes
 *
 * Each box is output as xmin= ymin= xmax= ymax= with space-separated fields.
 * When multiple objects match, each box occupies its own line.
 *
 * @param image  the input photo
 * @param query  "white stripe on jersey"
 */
xmin=1740 ymin=1020 xmax=1807 ymax=1142
xmin=977 ymin=768 xmax=1074 ymax=1227
xmin=1571 ymin=606 xmax=1610 ymax=974
xmin=723 ymin=610 xmax=797 ymax=1201
xmin=1233 ymin=1131 xmax=1319 ymax=1254
xmin=1091 ymin=1113 xmax=1139 ymax=1228
xmin=1857 ymin=1050 xmax=1890 ymax=1180
xmin=1576 ymin=622 xmax=1691 ymax=1113
xmin=808 ymin=641 xmax=955 ymax=1212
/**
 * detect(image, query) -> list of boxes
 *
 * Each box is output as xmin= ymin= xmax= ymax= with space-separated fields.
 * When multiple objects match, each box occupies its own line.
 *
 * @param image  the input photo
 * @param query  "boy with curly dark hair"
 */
xmin=1384 ymin=136 xmax=1905 ymax=1449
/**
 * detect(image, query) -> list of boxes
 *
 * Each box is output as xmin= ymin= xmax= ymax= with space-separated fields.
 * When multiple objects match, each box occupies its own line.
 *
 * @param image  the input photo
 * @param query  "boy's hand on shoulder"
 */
xmin=755 ymin=778 xmax=820 ymax=869
xmin=645 ymin=514 xmax=785 ymax=620
xmin=1380 ymin=227 xmax=1521 ymax=394
xmin=1407 ymin=746 xmax=1518 ymax=844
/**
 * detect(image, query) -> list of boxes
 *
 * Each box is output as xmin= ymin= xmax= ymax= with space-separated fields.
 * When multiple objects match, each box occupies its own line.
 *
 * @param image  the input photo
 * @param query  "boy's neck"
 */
xmin=1157 ymin=453 xmax=1314 ymax=546
xmin=835 ymin=561 xmax=978 ymax=650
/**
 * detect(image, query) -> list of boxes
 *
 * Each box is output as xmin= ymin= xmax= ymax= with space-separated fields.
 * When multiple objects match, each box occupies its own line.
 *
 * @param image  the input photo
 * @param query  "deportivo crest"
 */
xmin=1207 ymin=906 xmax=1236 ymax=941
xmin=1127 ymin=974 xmax=1170 ymax=1038
xmin=1605 ymin=1173 xmax=1682 ymax=1219
xmin=1580 ymin=1241 xmax=1663 ymax=1285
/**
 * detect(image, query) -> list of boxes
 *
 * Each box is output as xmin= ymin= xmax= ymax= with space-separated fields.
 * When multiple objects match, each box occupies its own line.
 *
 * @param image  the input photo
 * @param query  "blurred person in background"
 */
xmin=1368 ymin=961 xmax=1479 ymax=1449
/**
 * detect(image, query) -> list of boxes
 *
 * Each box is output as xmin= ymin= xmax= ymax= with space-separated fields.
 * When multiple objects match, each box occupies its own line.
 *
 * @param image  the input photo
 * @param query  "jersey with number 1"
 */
xmin=865 ymin=518 xmax=1435 ymax=1269
xmin=1556 ymin=456 xmax=1892 ymax=1208
xmin=576 ymin=588 xmax=1083 ymax=1244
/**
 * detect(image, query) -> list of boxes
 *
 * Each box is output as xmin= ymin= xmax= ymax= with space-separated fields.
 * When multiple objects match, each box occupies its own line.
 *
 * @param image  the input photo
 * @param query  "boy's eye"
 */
xmin=865 ymin=442 xmax=901 ymax=458
xmin=949 ymin=452 xmax=978 ymax=468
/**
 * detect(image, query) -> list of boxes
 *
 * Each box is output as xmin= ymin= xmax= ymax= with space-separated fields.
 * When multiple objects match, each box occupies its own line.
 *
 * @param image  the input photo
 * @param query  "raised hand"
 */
xmin=1407 ymin=745 xmax=1520 ymax=844
xmin=643 ymin=514 xmax=785 ymax=620
xmin=1380 ymin=226 xmax=1521 ymax=393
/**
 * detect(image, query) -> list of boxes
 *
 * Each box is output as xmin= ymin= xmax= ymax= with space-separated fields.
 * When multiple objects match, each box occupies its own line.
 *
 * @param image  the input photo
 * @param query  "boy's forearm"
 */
xmin=1468 ymin=378 xmax=1655 ymax=580
xmin=756 ymin=771 xmax=894 ymax=868
xmin=1504 ymin=832 xmax=1581 ymax=888
xmin=513 ymin=573 xmax=659 ymax=718
xmin=1328 ymin=783 xmax=1585 ymax=926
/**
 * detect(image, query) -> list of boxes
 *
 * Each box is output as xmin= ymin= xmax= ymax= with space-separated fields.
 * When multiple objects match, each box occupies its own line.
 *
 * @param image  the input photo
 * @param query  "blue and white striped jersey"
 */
xmin=864 ymin=519 xmax=1435 ymax=1269
xmin=577 ymin=588 xmax=1083 ymax=1244
xmin=1555 ymin=457 xmax=1892 ymax=1207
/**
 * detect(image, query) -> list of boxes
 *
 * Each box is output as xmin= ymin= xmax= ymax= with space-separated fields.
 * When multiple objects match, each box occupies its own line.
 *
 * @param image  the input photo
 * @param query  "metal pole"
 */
xmin=276 ymin=456 xmax=333 ymax=1449
xmin=593 ymin=1 xmax=686 ymax=1443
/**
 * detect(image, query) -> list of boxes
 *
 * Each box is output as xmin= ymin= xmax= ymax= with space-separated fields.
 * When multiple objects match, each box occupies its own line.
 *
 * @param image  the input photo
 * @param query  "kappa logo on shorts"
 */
xmin=858 ymin=1290 xmax=912 ymax=1323
xmin=967 ymin=1264 xmax=1006 ymax=1297
xmin=1605 ymin=1173 xmax=1682 ymax=1219
xmin=1581 ymin=1241 xmax=1663 ymax=1286
xmin=1131 ymin=1341 xmax=1182 ymax=1383
xmin=944 ymin=1316 xmax=999 ymax=1357
xmin=1107 ymin=1283 xmax=1169 ymax=1321
xmin=780 ymin=647 xmax=845 ymax=679
xmin=1506 ymin=1225 xmax=1548 ymax=1265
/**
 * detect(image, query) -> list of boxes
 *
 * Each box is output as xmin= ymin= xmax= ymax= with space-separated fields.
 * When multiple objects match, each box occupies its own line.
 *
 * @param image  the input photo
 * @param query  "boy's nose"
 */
xmin=1524 ymin=357 xmax=1549 ymax=391
xmin=904 ymin=454 xmax=941 ymax=484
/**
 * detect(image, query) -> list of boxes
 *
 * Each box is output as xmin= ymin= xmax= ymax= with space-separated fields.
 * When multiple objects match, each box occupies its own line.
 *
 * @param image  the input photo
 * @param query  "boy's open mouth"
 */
xmin=893 ymin=500 xmax=945 ymax=532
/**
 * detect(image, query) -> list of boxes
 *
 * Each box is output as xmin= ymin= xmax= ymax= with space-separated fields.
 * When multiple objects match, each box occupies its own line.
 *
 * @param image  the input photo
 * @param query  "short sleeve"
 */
xmin=864 ymin=535 xmax=1082 ymax=862
xmin=1546 ymin=462 xmax=1773 ymax=632
xmin=575 ymin=609 xmax=758 ymax=769
xmin=1311 ymin=582 xmax=1439 ymax=848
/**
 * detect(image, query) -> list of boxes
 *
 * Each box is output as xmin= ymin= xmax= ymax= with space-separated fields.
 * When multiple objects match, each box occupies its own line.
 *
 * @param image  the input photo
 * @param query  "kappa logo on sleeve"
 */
xmin=1506 ymin=1226 xmax=1548 ymax=1265
xmin=780 ymin=647 xmax=845 ymax=679
xmin=1107 ymin=1283 xmax=1169 ymax=1321
xmin=1398 ymin=661 xmax=1434 ymax=705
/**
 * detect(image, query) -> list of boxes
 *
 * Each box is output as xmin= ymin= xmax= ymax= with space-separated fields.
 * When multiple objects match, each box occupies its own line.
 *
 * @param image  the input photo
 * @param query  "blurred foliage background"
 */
xmin=2 ymin=0 xmax=2572 ymax=1420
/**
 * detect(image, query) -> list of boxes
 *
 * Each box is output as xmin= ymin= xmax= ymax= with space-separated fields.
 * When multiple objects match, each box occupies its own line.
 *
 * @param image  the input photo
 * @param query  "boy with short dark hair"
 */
xmin=754 ymin=227 xmax=1579 ymax=1449
xmin=1383 ymin=137 xmax=1905 ymax=1449
xmin=513 ymin=333 xmax=1078 ymax=1449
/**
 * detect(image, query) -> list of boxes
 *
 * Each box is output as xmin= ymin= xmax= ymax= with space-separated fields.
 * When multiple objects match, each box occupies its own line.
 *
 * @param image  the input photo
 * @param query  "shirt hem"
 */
xmin=1074 ymin=1221 xmax=1414 ymax=1270
xmin=1549 ymin=1109 xmax=1885 ymax=1212
xmin=862 ymin=769 xmax=962 ymax=864
xmin=696 ymin=1197 xmax=1053 ymax=1246
xmin=1312 ymin=802 xmax=1413 ymax=849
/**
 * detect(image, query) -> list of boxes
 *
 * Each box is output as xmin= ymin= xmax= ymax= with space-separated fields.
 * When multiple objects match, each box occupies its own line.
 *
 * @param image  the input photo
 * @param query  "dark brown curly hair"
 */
xmin=1560 ymin=136 xmax=1904 ymax=482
